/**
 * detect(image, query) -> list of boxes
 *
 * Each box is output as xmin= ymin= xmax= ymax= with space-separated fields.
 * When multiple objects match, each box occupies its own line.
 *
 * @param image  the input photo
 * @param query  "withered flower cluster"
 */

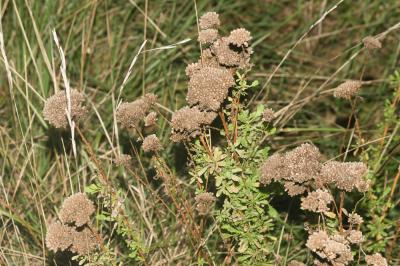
xmin=260 ymin=143 xmax=369 ymax=198
xmin=116 ymin=93 xmax=157 ymax=129
xmin=43 ymin=89 xmax=87 ymax=128
xmin=142 ymin=134 xmax=162 ymax=152
xmin=171 ymin=12 xmax=253 ymax=142
xmin=46 ymin=193 xmax=98 ymax=255
xmin=333 ymin=80 xmax=363 ymax=100
xmin=195 ymin=192 xmax=216 ymax=216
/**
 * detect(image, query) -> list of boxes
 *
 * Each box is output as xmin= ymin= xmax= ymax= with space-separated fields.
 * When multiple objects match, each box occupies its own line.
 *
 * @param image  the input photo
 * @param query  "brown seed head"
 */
xmin=71 ymin=227 xmax=98 ymax=255
xmin=283 ymin=143 xmax=322 ymax=183
xmin=262 ymin=108 xmax=275 ymax=122
xmin=199 ymin=12 xmax=220 ymax=30
xmin=116 ymin=93 xmax=157 ymax=129
xmin=363 ymin=36 xmax=382 ymax=50
xmin=195 ymin=192 xmax=216 ymax=215
xmin=142 ymin=134 xmax=162 ymax=152
xmin=114 ymin=154 xmax=132 ymax=167
xmin=333 ymin=80 xmax=362 ymax=100
xmin=346 ymin=230 xmax=364 ymax=244
xmin=301 ymin=189 xmax=333 ymax=213
xmin=260 ymin=153 xmax=284 ymax=185
xmin=198 ymin=29 xmax=218 ymax=45
xmin=227 ymin=28 xmax=252 ymax=47
xmin=320 ymin=161 xmax=368 ymax=192
xmin=170 ymin=106 xmax=217 ymax=142
xmin=365 ymin=253 xmax=388 ymax=266
xmin=59 ymin=193 xmax=95 ymax=227
xmin=284 ymin=182 xmax=307 ymax=197
xmin=144 ymin=111 xmax=158 ymax=127
xmin=212 ymin=37 xmax=244 ymax=67
xmin=187 ymin=66 xmax=235 ymax=111
xmin=46 ymin=221 xmax=74 ymax=252
xmin=306 ymin=230 xmax=329 ymax=252
xmin=43 ymin=89 xmax=87 ymax=128
xmin=348 ymin=213 xmax=364 ymax=225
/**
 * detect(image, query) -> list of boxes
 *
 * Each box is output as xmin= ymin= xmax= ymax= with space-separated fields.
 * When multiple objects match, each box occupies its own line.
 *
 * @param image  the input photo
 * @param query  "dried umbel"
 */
xmin=198 ymin=29 xmax=218 ymax=45
xmin=365 ymin=253 xmax=388 ymax=266
xmin=59 ymin=193 xmax=95 ymax=227
xmin=260 ymin=153 xmax=284 ymax=184
xmin=363 ymin=36 xmax=382 ymax=50
xmin=212 ymin=37 xmax=252 ymax=68
xmin=170 ymin=106 xmax=217 ymax=142
xmin=287 ymin=261 xmax=305 ymax=266
xmin=185 ymin=49 xmax=220 ymax=78
xmin=144 ymin=111 xmax=158 ymax=127
xmin=346 ymin=230 xmax=363 ymax=244
xmin=284 ymin=182 xmax=307 ymax=197
xmin=307 ymin=231 xmax=353 ymax=266
xmin=142 ymin=134 xmax=162 ymax=152
xmin=116 ymin=93 xmax=157 ymax=129
xmin=300 ymin=189 xmax=333 ymax=213
xmin=333 ymin=80 xmax=362 ymax=100
xmin=262 ymin=108 xmax=275 ymax=122
xmin=348 ymin=213 xmax=364 ymax=225
xmin=227 ymin=28 xmax=252 ymax=47
xmin=43 ymin=89 xmax=87 ymax=128
xmin=320 ymin=161 xmax=368 ymax=192
xmin=46 ymin=221 xmax=74 ymax=252
xmin=283 ymin=143 xmax=322 ymax=183
xmin=195 ymin=192 xmax=216 ymax=215
xmin=71 ymin=227 xmax=98 ymax=255
xmin=114 ymin=154 xmax=132 ymax=167
xmin=199 ymin=12 xmax=220 ymax=30
xmin=187 ymin=66 xmax=235 ymax=111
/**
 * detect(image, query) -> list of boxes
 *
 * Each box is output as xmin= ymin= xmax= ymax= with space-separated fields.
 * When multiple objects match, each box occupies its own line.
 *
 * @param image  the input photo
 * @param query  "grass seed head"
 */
xmin=142 ymin=134 xmax=162 ymax=152
xmin=46 ymin=221 xmax=74 ymax=252
xmin=43 ymin=89 xmax=87 ymax=128
xmin=199 ymin=12 xmax=220 ymax=30
xmin=363 ymin=36 xmax=382 ymax=50
xmin=59 ymin=193 xmax=95 ymax=227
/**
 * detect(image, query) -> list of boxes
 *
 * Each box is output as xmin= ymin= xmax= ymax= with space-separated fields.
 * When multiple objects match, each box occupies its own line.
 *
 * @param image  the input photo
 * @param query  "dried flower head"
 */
xmin=212 ymin=37 xmax=251 ymax=68
xmin=116 ymin=93 xmax=157 ymax=129
xmin=284 ymin=182 xmax=307 ymax=197
xmin=142 ymin=134 xmax=162 ymax=152
xmin=323 ymin=238 xmax=353 ymax=265
xmin=346 ymin=230 xmax=364 ymax=244
xmin=320 ymin=161 xmax=368 ymax=192
xmin=187 ymin=66 xmax=235 ymax=111
xmin=59 ymin=193 xmax=95 ymax=227
xmin=46 ymin=221 xmax=74 ymax=252
xmin=198 ymin=29 xmax=218 ymax=45
xmin=363 ymin=36 xmax=382 ymax=50
xmin=365 ymin=253 xmax=388 ymax=266
xmin=185 ymin=49 xmax=220 ymax=77
xmin=170 ymin=106 xmax=217 ymax=142
xmin=71 ymin=227 xmax=98 ymax=255
xmin=199 ymin=12 xmax=220 ymax=30
xmin=260 ymin=153 xmax=284 ymax=184
xmin=348 ymin=213 xmax=364 ymax=225
xmin=288 ymin=261 xmax=305 ymax=266
xmin=283 ymin=143 xmax=322 ymax=183
xmin=306 ymin=230 xmax=329 ymax=252
xmin=144 ymin=111 xmax=157 ymax=127
xmin=262 ymin=108 xmax=275 ymax=122
xmin=301 ymin=189 xmax=333 ymax=213
xmin=43 ymin=89 xmax=87 ymax=128
xmin=195 ymin=192 xmax=216 ymax=215
xmin=227 ymin=28 xmax=252 ymax=47
xmin=114 ymin=154 xmax=132 ymax=167
xmin=333 ymin=80 xmax=362 ymax=100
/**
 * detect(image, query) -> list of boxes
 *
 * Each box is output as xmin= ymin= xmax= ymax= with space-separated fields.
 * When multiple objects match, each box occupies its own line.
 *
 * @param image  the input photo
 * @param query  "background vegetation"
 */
xmin=0 ymin=0 xmax=399 ymax=265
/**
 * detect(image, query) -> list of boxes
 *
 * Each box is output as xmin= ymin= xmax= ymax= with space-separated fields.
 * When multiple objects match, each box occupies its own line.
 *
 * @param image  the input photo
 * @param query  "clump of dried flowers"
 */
xmin=142 ymin=134 xmax=162 ymax=152
xmin=333 ymin=80 xmax=363 ymax=100
xmin=195 ymin=192 xmax=216 ymax=216
xmin=43 ymin=89 xmax=88 ymax=128
xmin=46 ymin=193 xmax=99 ymax=255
